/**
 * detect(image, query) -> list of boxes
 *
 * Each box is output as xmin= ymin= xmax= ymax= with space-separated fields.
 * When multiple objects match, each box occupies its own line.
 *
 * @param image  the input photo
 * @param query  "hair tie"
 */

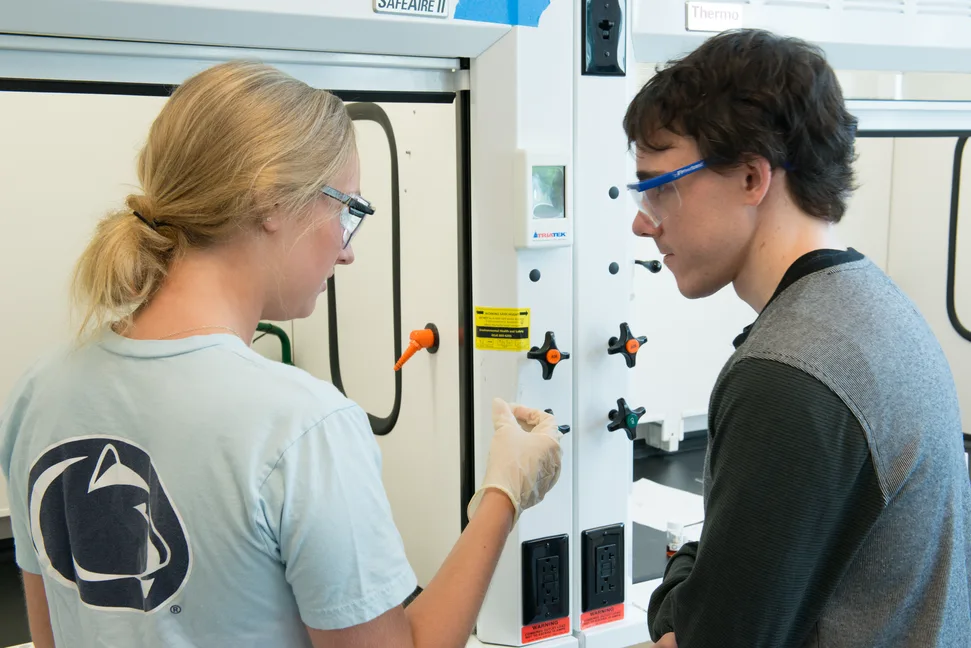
xmin=133 ymin=210 xmax=157 ymax=230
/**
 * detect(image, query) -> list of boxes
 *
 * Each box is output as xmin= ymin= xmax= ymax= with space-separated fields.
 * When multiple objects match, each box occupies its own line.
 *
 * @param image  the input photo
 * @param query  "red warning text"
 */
xmin=522 ymin=616 xmax=571 ymax=644
xmin=581 ymin=603 xmax=625 ymax=630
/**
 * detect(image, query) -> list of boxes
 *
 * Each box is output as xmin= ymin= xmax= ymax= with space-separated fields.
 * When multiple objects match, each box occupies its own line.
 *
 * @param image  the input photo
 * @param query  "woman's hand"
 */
xmin=467 ymin=398 xmax=564 ymax=524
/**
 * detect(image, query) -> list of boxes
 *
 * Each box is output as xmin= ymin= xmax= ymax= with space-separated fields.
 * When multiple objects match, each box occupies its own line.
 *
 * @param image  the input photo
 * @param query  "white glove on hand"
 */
xmin=467 ymin=398 xmax=564 ymax=525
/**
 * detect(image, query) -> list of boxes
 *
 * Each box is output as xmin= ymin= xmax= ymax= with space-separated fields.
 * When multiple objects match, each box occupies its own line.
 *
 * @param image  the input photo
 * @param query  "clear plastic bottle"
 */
xmin=666 ymin=521 xmax=684 ymax=558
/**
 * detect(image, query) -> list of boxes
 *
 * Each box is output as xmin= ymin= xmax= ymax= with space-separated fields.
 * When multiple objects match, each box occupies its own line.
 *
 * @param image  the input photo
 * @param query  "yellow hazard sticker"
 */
xmin=474 ymin=307 xmax=530 ymax=352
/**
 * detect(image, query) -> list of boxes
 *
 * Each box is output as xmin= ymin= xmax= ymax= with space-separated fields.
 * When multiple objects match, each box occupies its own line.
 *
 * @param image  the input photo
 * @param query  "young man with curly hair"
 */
xmin=624 ymin=29 xmax=971 ymax=648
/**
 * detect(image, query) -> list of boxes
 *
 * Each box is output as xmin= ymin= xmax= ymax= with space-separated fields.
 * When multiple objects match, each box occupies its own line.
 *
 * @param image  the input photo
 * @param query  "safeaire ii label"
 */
xmin=374 ymin=0 xmax=448 ymax=19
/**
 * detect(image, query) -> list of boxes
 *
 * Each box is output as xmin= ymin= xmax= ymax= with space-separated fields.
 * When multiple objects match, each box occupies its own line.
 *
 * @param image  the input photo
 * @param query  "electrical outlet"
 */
xmin=596 ymin=545 xmax=617 ymax=593
xmin=522 ymin=535 xmax=570 ymax=626
xmin=582 ymin=524 xmax=625 ymax=612
xmin=582 ymin=0 xmax=626 ymax=76
xmin=539 ymin=557 xmax=560 ymax=607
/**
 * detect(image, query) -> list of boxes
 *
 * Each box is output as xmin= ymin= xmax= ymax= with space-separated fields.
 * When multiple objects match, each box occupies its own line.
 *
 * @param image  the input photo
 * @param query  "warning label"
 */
xmin=522 ymin=616 xmax=570 ymax=644
xmin=580 ymin=603 xmax=625 ymax=630
xmin=474 ymin=307 xmax=530 ymax=352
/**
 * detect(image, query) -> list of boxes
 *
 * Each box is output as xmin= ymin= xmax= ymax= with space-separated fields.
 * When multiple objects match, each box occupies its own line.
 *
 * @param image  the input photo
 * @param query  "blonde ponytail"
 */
xmin=70 ymin=60 xmax=356 ymax=338
xmin=71 ymin=196 xmax=175 ymax=335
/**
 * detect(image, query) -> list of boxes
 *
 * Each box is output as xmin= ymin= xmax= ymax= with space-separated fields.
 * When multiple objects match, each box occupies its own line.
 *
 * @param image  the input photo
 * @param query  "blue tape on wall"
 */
xmin=454 ymin=0 xmax=552 ymax=27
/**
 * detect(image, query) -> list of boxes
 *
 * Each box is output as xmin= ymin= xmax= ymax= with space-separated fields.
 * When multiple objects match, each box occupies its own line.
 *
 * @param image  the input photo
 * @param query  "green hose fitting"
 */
xmin=255 ymin=322 xmax=293 ymax=366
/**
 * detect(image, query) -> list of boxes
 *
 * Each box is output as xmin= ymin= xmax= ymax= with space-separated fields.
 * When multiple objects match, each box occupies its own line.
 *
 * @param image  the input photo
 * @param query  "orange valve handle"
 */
xmin=526 ymin=331 xmax=570 ymax=381
xmin=607 ymin=322 xmax=647 ymax=369
xmin=394 ymin=323 xmax=440 ymax=371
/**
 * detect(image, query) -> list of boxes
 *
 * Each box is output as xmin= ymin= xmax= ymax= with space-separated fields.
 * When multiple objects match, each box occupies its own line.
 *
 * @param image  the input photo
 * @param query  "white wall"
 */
xmin=840 ymin=138 xmax=895 ymax=269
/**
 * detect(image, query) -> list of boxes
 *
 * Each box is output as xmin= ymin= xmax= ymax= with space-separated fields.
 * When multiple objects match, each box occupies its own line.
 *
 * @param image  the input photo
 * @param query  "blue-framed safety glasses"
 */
xmin=626 ymin=160 xmax=706 ymax=227
xmin=321 ymin=186 xmax=375 ymax=249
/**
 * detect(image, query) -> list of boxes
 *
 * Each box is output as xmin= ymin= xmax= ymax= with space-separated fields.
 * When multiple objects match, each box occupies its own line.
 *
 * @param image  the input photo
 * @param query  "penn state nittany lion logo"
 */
xmin=27 ymin=437 xmax=191 ymax=612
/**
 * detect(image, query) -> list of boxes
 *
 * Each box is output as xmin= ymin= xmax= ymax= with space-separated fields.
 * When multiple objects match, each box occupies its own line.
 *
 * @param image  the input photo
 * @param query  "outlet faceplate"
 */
xmin=582 ymin=524 xmax=625 ymax=612
xmin=582 ymin=0 xmax=626 ymax=76
xmin=522 ymin=534 xmax=570 ymax=626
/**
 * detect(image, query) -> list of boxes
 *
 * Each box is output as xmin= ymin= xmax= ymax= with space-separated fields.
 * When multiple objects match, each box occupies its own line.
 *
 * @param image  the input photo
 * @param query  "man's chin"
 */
xmin=675 ymin=274 xmax=724 ymax=300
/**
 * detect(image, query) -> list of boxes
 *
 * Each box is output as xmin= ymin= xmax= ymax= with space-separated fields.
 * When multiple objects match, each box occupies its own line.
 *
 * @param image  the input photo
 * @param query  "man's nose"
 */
xmin=632 ymin=211 xmax=659 ymax=238
xmin=337 ymin=244 xmax=355 ymax=266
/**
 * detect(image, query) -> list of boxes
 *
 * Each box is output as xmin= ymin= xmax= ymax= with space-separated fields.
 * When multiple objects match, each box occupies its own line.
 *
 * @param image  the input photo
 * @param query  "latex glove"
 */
xmin=467 ymin=398 xmax=564 ymax=525
xmin=654 ymin=633 xmax=678 ymax=648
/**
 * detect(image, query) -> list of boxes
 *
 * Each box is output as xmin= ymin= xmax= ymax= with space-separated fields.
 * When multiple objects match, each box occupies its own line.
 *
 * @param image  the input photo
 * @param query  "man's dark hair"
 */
xmin=623 ymin=29 xmax=858 ymax=223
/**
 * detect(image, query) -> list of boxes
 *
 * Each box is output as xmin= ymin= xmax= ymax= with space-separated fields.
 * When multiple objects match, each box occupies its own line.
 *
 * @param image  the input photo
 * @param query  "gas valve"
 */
xmin=607 ymin=397 xmax=645 ymax=440
xmin=607 ymin=322 xmax=647 ymax=368
xmin=544 ymin=409 xmax=572 ymax=435
xmin=527 ymin=331 xmax=570 ymax=380
xmin=393 ymin=324 xmax=440 ymax=371
xmin=635 ymin=259 xmax=662 ymax=273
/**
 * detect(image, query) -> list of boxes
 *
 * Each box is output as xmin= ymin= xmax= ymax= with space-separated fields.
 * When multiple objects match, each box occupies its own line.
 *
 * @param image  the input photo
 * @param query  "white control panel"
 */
xmin=514 ymin=150 xmax=572 ymax=249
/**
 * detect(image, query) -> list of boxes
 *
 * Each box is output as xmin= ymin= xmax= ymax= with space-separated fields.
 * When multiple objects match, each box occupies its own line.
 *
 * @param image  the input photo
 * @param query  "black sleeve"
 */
xmin=647 ymin=541 xmax=697 ymax=638
xmin=646 ymin=358 xmax=885 ymax=647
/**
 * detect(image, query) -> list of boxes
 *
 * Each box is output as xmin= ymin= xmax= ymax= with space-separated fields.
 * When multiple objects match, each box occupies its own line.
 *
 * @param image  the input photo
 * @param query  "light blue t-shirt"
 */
xmin=0 ymin=329 xmax=417 ymax=647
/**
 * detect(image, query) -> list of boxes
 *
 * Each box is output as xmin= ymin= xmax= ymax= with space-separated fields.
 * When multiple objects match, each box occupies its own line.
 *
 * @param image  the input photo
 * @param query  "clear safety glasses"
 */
xmin=321 ymin=186 xmax=375 ymax=249
xmin=626 ymin=160 xmax=706 ymax=227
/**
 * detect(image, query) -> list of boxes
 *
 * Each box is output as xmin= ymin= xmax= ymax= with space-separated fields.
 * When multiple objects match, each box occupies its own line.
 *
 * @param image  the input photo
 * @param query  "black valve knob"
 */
xmin=607 ymin=322 xmax=647 ymax=368
xmin=635 ymin=259 xmax=662 ymax=273
xmin=527 ymin=331 xmax=570 ymax=380
xmin=607 ymin=398 xmax=646 ymax=441
xmin=544 ymin=409 xmax=571 ymax=435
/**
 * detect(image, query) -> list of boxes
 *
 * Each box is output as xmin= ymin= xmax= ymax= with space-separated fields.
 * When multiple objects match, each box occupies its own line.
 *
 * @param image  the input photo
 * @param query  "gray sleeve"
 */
xmin=646 ymin=358 xmax=885 ymax=646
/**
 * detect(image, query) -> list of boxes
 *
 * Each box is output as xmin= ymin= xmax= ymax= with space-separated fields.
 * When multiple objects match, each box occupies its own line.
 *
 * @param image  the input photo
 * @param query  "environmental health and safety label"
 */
xmin=474 ymin=307 xmax=530 ymax=352
xmin=522 ymin=616 xmax=570 ymax=644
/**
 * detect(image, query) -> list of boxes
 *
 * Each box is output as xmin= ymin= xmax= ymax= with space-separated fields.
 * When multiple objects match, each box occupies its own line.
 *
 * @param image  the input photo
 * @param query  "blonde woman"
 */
xmin=0 ymin=61 xmax=563 ymax=648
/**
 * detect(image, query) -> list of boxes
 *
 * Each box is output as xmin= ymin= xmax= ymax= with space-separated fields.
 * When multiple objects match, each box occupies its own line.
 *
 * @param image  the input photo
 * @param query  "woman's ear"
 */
xmin=261 ymin=212 xmax=282 ymax=234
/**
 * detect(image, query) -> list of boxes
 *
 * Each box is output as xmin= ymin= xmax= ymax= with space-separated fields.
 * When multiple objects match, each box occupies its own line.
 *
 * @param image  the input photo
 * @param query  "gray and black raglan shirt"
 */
xmin=648 ymin=249 xmax=971 ymax=647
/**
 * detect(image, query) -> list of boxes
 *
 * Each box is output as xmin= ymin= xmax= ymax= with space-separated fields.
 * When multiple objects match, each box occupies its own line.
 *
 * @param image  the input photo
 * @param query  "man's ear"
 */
xmin=741 ymin=156 xmax=773 ymax=207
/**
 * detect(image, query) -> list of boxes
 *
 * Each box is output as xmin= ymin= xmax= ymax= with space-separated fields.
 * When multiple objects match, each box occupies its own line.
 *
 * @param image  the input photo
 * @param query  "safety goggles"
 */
xmin=626 ymin=160 xmax=706 ymax=227
xmin=321 ymin=186 xmax=375 ymax=249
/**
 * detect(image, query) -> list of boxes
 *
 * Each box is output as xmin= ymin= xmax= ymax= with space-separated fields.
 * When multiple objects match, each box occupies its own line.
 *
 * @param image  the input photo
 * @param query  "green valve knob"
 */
xmin=607 ymin=398 xmax=646 ymax=441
